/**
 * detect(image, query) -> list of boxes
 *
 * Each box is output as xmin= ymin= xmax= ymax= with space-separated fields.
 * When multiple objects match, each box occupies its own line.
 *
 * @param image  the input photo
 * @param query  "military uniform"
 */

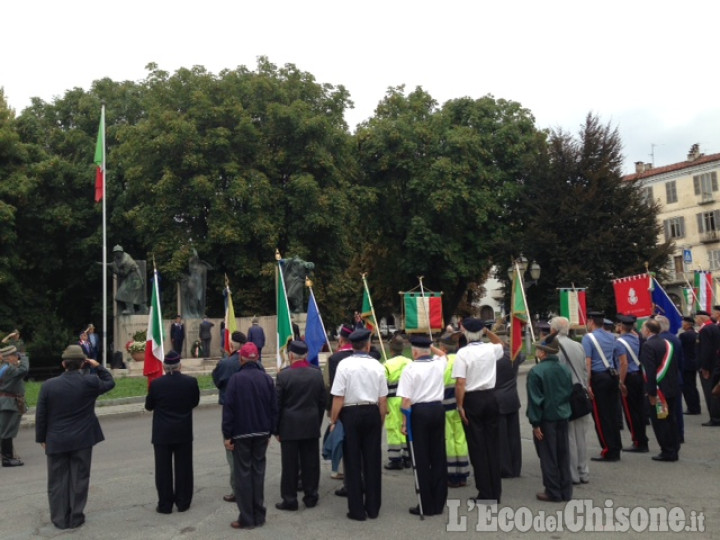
xmin=0 ymin=346 xmax=29 ymax=466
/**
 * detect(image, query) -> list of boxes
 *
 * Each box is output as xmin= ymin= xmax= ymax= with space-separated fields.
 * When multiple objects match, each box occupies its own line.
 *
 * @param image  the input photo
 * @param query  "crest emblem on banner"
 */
xmin=628 ymin=288 xmax=638 ymax=305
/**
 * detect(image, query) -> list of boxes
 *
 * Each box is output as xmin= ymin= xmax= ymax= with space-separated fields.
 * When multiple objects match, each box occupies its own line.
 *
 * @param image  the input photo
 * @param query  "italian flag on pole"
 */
xmin=144 ymin=266 xmax=164 ymax=388
xmin=694 ymin=270 xmax=713 ymax=313
xmin=94 ymin=108 xmax=105 ymax=202
xmin=276 ymin=258 xmax=293 ymax=370
xmin=510 ymin=267 xmax=529 ymax=362
xmin=404 ymin=293 xmax=443 ymax=333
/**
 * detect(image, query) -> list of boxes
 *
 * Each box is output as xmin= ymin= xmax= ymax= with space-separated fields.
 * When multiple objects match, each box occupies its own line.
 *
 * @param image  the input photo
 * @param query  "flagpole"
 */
xmin=417 ymin=276 xmax=433 ymax=340
xmin=362 ymin=273 xmax=387 ymax=361
xmin=100 ymin=104 xmax=107 ymax=368
xmin=306 ymin=277 xmax=332 ymax=355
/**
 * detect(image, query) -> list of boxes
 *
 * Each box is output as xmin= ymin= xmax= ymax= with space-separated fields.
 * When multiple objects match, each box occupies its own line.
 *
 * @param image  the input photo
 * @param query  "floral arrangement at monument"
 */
xmin=126 ymin=330 xmax=146 ymax=360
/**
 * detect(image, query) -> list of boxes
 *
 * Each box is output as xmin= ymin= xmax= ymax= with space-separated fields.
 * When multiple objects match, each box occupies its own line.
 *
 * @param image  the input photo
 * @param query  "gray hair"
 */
xmin=164 ymin=362 xmax=181 ymax=374
xmin=550 ymin=316 xmax=570 ymax=336
xmin=655 ymin=315 xmax=670 ymax=332
xmin=463 ymin=329 xmax=483 ymax=343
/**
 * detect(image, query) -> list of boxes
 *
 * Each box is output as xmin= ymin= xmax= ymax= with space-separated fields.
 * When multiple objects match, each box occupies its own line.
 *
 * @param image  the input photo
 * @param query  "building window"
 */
xmin=640 ymin=186 xmax=653 ymax=204
xmin=665 ymin=181 xmax=677 ymax=204
xmin=697 ymin=210 xmax=720 ymax=233
xmin=663 ymin=217 xmax=685 ymax=240
xmin=693 ymin=171 xmax=718 ymax=201
xmin=709 ymin=250 xmax=720 ymax=270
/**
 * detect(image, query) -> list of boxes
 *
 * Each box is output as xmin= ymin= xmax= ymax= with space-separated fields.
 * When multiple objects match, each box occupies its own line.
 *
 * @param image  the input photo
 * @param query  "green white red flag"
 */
xmin=510 ymin=266 xmax=529 ymax=362
xmin=223 ymin=284 xmax=238 ymax=355
xmin=558 ymin=288 xmax=587 ymax=326
xmin=94 ymin=108 xmax=105 ymax=202
xmin=361 ymin=284 xmax=376 ymax=331
xmin=404 ymin=292 xmax=443 ymax=333
xmin=144 ymin=267 xmax=164 ymax=388
xmin=276 ymin=259 xmax=293 ymax=369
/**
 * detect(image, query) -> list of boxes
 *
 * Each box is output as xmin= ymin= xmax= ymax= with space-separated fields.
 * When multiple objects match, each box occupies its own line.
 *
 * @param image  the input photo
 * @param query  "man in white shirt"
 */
xmin=453 ymin=317 xmax=504 ymax=503
xmin=329 ymin=329 xmax=388 ymax=521
xmin=397 ymin=335 xmax=447 ymax=516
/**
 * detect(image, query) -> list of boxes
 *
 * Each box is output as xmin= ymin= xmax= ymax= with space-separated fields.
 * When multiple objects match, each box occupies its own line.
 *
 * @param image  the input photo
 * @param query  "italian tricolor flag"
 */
xmin=510 ymin=267 xmax=529 ymax=362
xmin=276 ymin=258 xmax=293 ymax=369
xmin=559 ymin=288 xmax=587 ymax=325
xmin=694 ymin=270 xmax=713 ymax=313
xmin=223 ymin=284 xmax=238 ymax=355
xmin=144 ymin=267 xmax=164 ymax=388
xmin=404 ymin=293 xmax=443 ymax=333
xmin=94 ymin=108 xmax=105 ymax=202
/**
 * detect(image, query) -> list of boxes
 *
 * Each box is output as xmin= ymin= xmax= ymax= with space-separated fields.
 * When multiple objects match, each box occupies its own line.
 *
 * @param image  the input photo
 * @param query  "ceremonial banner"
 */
xmin=694 ymin=270 xmax=713 ymax=313
xmin=276 ymin=259 xmax=293 ymax=369
xmin=94 ymin=109 xmax=105 ymax=202
xmin=612 ymin=274 xmax=653 ymax=318
xmin=404 ymin=293 xmax=443 ymax=333
xmin=305 ymin=289 xmax=328 ymax=366
xmin=144 ymin=267 xmax=164 ymax=388
xmin=223 ymin=285 xmax=238 ymax=355
xmin=361 ymin=285 xmax=377 ymax=331
xmin=652 ymin=278 xmax=682 ymax=334
xmin=510 ymin=267 xmax=528 ymax=362
xmin=558 ymin=288 xmax=587 ymax=325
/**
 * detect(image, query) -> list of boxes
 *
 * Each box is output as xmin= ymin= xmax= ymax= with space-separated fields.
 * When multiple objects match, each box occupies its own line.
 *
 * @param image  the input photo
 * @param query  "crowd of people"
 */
xmin=0 ymin=303 xmax=717 ymax=531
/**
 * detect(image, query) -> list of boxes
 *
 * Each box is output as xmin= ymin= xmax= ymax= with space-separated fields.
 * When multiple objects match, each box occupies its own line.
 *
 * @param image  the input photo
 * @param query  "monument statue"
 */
xmin=282 ymin=257 xmax=315 ymax=313
xmin=108 ymin=245 xmax=147 ymax=315
xmin=180 ymin=249 xmax=212 ymax=319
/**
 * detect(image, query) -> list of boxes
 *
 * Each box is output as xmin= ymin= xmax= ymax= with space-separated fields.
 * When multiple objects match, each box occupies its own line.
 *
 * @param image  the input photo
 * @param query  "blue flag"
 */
xmin=652 ymin=278 xmax=682 ymax=334
xmin=305 ymin=289 xmax=327 ymax=366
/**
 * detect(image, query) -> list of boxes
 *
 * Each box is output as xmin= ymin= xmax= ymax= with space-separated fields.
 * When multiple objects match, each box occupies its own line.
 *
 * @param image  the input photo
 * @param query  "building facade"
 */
xmin=625 ymin=145 xmax=720 ymax=314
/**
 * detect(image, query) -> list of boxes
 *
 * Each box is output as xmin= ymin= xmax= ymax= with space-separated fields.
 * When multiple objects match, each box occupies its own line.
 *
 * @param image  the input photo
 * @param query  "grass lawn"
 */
xmin=23 ymin=374 xmax=215 ymax=408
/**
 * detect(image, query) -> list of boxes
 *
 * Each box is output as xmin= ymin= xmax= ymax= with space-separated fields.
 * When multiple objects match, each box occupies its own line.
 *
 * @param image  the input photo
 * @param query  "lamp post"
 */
xmin=507 ymin=254 xmax=541 ymax=356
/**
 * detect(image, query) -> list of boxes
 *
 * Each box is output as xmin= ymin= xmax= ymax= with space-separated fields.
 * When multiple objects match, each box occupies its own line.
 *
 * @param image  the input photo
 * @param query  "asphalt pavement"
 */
xmin=4 ymin=364 xmax=720 ymax=539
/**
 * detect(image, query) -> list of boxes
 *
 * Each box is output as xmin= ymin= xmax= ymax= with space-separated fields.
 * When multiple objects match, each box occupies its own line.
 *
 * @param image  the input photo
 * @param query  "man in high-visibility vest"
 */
xmin=439 ymin=331 xmax=470 ymax=487
xmin=384 ymin=335 xmax=411 ymax=469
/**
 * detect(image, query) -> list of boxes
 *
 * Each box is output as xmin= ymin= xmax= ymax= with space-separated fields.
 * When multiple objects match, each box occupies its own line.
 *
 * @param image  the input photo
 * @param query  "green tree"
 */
xmin=519 ymin=113 xmax=673 ymax=314
xmin=356 ymin=87 xmax=545 ymax=320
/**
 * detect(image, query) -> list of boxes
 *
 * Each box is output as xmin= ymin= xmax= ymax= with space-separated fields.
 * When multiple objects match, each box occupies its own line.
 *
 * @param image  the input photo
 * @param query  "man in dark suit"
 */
xmin=145 ymin=351 xmax=200 ymax=513
xmin=274 ymin=340 xmax=326 ymax=510
xmin=640 ymin=319 xmax=680 ymax=461
xmin=170 ymin=315 xmax=185 ymax=355
xmin=495 ymin=337 xmax=524 ymax=478
xmin=696 ymin=310 xmax=720 ymax=426
xmin=678 ymin=316 xmax=701 ymax=415
xmin=199 ymin=317 xmax=214 ymax=357
xmin=35 ymin=344 xmax=115 ymax=530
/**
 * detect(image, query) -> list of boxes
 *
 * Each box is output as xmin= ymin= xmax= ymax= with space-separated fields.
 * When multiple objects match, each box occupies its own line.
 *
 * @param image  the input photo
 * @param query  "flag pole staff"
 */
xmin=275 ymin=249 xmax=288 ymax=368
xmin=515 ymin=261 xmax=535 ymax=343
xmin=362 ymin=273 xmax=387 ymax=361
xmin=306 ymin=276 xmax=332 ymax=355
xmin=417 ymin=275 xmax=433 ymax=340
xmin=100 ymin=104 xmax=107 ymax=368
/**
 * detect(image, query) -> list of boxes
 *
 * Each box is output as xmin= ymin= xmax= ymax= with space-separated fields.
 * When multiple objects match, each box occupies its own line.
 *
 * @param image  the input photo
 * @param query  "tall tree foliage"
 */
xmin=519 ymin=113 xmax=672 ymax=314
xmin=356 ymin=88 xmax=545 ymax=318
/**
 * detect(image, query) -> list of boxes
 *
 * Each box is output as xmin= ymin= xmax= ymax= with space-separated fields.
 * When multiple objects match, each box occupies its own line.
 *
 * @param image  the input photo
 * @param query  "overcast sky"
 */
xmin=3 ymin=1 xmax=718 ymax=174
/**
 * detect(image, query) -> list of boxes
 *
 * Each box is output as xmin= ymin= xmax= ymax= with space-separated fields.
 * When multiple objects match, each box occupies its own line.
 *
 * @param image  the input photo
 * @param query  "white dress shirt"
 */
xmin=331 ymin=353 xmax=388 ymax=403
xmin=452 ymin=342 xmax=503 ymax=392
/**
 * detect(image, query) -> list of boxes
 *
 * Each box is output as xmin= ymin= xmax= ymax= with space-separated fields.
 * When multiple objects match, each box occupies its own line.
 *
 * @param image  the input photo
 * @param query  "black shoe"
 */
xmin=591 ymin=455 xmax=620 ymax=462
xmin=651 ymin=454 xmax=678 ymax=462
xmin=622 ymin=445 xmax=649 ymax=453
xmin=156 ymin=506 xmax=172 ymax=514
xmin=403 ymin=458 xmax=412 ymax=469
xmin=222 ymin=494 xmax=236 ymax=503
xmin=2 ymin=457 xmax=24 ymax=467
xmin=384 ymin=460 xmax=403 ymax=470
xmin=702 ymin=421 xmax=720 ymax=427
xmin=409 ymin=505 xmax=422 ymax=515
xmin=303 ymin=497 xmax=318 ymax=508
xmin=275 ymin=501 xmax=298 ymax=511
xmin=346 ymin=512 xmax=366 ymax=521
xmin=335 ymin=486 xmax=347 ymax=497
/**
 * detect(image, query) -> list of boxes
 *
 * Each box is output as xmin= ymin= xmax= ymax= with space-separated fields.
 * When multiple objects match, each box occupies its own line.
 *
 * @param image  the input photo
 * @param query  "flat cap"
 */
xmin=348 ymin=328 xmax=371 ymax=343
xmin=288 ymin=340 xmax=308 ymax=355
xmin=164 ymin=351 xmax=181 ymax=365
xmin=61 ymin=344 xmax=85 ymax=360
xmin=461 ymin=317 xmax=484 ymax=333
xmin=409 ymin=335 xmax=432 ymax=348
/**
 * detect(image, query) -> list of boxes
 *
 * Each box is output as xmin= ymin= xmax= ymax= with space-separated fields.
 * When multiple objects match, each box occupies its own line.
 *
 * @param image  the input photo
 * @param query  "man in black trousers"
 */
xmin=678 ymin=316 xmax=701 ymax=415
xmin=35 ymin=344 xmax=115 ymax=530
xmin=145 ymin=351 xmax=200 ymax=513
xmin=274 ymin=340 xmax=326 ymax=510
xmin=696 ymin=310 xmax=720 ymax=426
xmin=640 ymin=319 xmax=680 ymax=461
xmin=397 ymin=335 xmax=447 ymax=516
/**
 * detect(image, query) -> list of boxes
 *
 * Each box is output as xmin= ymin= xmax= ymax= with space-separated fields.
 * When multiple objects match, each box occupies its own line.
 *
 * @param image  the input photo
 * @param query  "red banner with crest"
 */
xmin=612 ymin=274 xmax=653 ymax=318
